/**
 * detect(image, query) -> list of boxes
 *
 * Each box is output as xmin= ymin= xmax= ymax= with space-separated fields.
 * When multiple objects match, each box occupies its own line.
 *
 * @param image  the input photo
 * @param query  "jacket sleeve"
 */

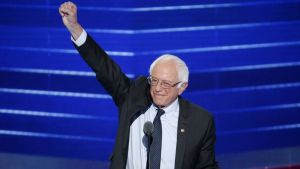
xmin=195 ymin=117 xmax=219 ymax=169
xmin=74 ymin=34 xmax=131 ymax=107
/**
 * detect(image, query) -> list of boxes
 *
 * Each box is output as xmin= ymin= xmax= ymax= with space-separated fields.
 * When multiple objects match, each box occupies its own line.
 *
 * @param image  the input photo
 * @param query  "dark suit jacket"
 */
xmin=74 ymin=34 xmax=219 ymax=169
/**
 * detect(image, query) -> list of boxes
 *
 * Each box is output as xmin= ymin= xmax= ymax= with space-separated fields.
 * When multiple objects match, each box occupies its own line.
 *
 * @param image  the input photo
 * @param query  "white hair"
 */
xmin=149 ymin=54 xmax=189 ymax=83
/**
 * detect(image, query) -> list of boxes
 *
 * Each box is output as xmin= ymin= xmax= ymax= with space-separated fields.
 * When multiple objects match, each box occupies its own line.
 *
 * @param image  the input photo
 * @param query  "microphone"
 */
xmin=143 ymin=121 xmax=154 ymax=136
xmin=143 ymin=121 xmax=153 ymax=169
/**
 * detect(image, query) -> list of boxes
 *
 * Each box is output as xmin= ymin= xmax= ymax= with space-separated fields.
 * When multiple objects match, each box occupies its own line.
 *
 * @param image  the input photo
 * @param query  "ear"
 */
xmin=178 ymin=82 xmax=188 ymax=95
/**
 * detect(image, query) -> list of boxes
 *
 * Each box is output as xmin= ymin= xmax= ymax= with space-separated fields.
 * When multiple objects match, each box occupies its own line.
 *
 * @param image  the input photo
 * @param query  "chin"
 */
xmin=153 ymin=100 xmax=165 ymax=107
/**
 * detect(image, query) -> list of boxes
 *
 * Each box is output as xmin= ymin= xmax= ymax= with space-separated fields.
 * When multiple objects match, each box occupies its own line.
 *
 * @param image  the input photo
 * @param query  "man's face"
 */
xmin=150 ymin=60 xmax=187 ymax=107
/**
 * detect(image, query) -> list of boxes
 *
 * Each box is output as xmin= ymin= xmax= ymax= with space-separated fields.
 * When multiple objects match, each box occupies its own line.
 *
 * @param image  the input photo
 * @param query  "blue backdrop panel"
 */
xmin=0 ymin=0 xmax=300 ymax=168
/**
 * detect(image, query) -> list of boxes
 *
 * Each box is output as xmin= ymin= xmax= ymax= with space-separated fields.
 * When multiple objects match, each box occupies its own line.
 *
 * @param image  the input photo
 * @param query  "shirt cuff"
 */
xmin=71 ymin=29 xmax=87 ymax=47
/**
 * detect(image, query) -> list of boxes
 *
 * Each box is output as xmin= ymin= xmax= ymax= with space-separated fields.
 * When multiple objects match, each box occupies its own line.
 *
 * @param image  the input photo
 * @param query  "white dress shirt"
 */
xmin=71 ymin=29 xmax=87 ymax=46
xmin=126 ymin=99 xmax=179 ymax=169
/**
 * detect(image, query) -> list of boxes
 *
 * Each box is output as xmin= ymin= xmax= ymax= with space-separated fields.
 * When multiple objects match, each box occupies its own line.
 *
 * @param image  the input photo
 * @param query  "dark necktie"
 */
xmin=150 ymin=108 xmax=165 ymax=169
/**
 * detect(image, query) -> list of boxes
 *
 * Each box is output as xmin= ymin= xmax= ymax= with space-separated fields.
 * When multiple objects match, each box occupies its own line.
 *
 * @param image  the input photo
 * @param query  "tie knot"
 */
xmin=156 ymin=108 xmax=165 ymax=117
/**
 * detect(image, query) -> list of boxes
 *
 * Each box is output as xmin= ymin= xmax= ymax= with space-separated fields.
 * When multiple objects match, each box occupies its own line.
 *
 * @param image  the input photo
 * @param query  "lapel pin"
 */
xmin=181 ymin=129 xmax=185 ymax=133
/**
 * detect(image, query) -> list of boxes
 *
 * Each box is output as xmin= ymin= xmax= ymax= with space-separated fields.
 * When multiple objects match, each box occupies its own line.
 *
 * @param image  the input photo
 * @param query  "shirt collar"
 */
xmin=155 ymin=98 xmax=179 ymax=115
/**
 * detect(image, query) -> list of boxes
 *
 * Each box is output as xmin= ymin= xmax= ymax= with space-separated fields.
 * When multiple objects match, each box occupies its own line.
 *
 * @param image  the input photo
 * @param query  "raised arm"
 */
xmin=59 ymin=1 xmax=83 ymax=40
xmin=59 ymin=2 xmax=131 ymax=107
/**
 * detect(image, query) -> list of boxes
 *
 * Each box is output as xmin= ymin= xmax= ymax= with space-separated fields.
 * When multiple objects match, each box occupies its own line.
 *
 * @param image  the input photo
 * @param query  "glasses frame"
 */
xmin=147 ymin=76 xmax=182 ymax=89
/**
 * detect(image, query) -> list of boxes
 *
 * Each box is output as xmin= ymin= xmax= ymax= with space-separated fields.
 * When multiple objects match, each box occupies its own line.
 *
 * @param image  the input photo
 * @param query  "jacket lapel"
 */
xmin=123 ymin=80 xmax=152 ymax=167
xmin=175 ymin=97 xmax=188 ymax=169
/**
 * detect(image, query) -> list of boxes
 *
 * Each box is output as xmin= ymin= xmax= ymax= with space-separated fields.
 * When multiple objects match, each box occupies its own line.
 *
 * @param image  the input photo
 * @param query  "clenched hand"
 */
xmin=59 ymin=1 xmax=83 ymax=40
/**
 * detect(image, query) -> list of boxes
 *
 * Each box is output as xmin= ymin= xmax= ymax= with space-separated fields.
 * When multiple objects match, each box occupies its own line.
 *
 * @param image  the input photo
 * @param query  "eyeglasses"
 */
xmin=147 ymin=76 xmax=181 ymax=89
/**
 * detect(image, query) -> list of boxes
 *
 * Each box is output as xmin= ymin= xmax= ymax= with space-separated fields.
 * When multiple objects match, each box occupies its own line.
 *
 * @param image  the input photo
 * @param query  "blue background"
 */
xmin=0 ymin=0 xmax=300 ymax=168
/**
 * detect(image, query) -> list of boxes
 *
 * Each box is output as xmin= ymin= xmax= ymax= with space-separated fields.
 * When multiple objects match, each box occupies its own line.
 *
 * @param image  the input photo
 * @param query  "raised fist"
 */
xmin=59 ymin=1 xmax=79 ymax=31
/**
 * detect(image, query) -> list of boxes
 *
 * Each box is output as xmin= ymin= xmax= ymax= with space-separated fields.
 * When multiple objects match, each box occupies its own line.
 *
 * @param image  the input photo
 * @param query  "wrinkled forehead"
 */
xmin=151 ymin=60 xmax=179 ymax=81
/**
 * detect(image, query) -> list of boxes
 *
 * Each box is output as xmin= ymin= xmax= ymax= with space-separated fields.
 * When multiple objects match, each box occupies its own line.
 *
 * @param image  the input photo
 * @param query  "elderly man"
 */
xmin=59 ymin=2 xmax=219 ymax=169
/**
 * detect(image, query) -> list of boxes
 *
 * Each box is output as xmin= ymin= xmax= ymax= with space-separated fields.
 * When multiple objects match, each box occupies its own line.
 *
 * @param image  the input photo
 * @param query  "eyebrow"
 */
xmin=151 ymin=76 xmax=174 ymax=82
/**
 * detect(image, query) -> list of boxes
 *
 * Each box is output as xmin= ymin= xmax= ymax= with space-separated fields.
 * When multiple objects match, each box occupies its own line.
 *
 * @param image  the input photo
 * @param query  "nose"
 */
xmin=155 ymin=81 xmax=163 ymax=91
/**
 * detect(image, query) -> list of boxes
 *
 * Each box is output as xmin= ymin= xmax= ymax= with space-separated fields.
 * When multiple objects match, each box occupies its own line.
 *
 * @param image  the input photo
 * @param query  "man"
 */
xmin=59 ymin=2 xmax=219 ymax=169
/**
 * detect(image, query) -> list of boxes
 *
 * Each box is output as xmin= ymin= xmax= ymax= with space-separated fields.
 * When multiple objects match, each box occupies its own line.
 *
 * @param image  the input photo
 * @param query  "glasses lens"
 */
xmin=161 ymin=81 xmax=172 ymax=88
xmin=148 ymin=76 xmax=179 ymax=89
